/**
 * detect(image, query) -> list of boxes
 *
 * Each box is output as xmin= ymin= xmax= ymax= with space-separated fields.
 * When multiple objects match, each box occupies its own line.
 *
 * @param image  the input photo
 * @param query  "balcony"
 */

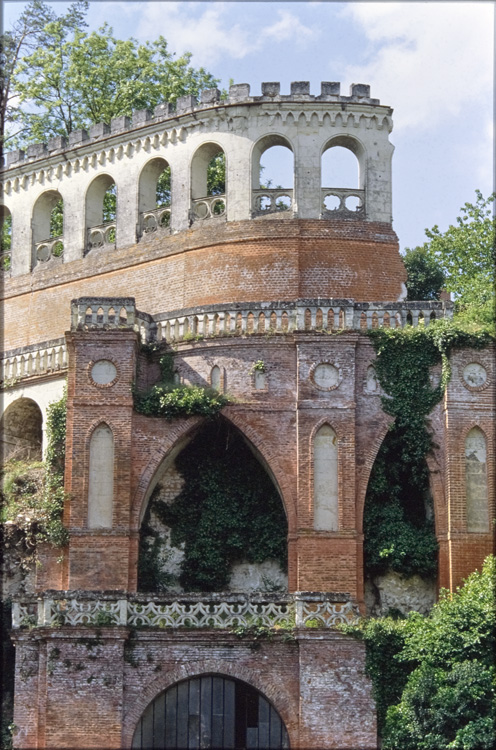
xmin=86 ymin=221 xmax=116 ymax=253
xmin=12 ymin=592 xmax=359 ymax=630
xmin=191 ymin=195 xmax=226 ymax=222
xmin=35 ymin=235 xmax=64 ymax=263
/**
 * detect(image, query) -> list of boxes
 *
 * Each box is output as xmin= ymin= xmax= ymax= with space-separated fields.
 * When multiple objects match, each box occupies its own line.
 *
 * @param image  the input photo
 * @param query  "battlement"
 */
xmin=2 ymin=82 xmax=386 ymax=170
xmin=0 ymin=81 xmax=395 ymax=278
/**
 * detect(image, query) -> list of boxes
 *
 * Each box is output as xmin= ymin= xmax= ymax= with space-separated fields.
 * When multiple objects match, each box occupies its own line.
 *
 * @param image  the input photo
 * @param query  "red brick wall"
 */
xmin=2 ymin=220 xmax=405 ymax=351
xmin=12 ymin=627 xmax=377 ymax=750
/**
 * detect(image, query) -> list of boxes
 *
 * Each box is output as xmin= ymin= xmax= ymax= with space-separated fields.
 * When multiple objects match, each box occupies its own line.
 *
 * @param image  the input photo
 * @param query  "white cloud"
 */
xmin=341 ymin=2 xmax=493 ymax=131
xmin=261 ymin=10 xmax=316 ymax=43
xmin=133 ymin=2 xmax=256 ymax=65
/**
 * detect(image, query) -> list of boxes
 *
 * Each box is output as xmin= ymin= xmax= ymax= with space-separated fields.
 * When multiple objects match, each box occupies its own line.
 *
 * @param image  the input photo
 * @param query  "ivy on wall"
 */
xmin=0 ymin=392 xmax=68 ymax=549
xmin=134 ymin=353 xmax=229 ymax=419
xmin=364 ymin=321 xmax=492 ymax=578
xmin=139 ymin=421 xmax=287 ymax=592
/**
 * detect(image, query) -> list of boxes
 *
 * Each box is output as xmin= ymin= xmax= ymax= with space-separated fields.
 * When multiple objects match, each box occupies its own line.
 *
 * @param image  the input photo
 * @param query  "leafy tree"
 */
xmin=422 ymin=191 xmax=495 ymax=324
xmin=12 ymin=15 xmax=220 ymax=145
xmin=1 ymin=0 xmax=88 ymax=147
xmin=383 ymin=557 xmax=495 ymax=749
xmin=403 ymin=245 xmax=445 ymax=300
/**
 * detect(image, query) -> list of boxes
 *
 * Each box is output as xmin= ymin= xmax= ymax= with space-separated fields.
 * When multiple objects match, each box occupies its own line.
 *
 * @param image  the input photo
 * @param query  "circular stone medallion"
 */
xmin=462 ymin=363 xmax=487 ymax=389
xmin=313 ymin=363 xmax=340 ymax=390
xmin=90 ymin=359 xmax=117 ymax=386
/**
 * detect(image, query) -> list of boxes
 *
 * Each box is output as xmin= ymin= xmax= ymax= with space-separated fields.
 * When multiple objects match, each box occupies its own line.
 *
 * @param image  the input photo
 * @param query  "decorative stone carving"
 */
xmin=90 ymin=360 xmax=118 ymax=386
xmin=312 ymin=362 xmax=340 ymax=390
xmin=462 ymin=362 xmax=487 ymax=390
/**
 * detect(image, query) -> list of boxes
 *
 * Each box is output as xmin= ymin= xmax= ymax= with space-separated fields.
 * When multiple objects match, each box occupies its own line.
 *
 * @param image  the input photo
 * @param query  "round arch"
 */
xmin=251 ymin=133 xmax=294 ymax=190
xmin=0 ymin=397 xmax=43 ymax=462
xmin=138 ymin=156 xmax=171 ymax=213
xmin=130 ymin=673 xmax=290 ymax=749
xmin=321 ymin=134 xmax=366 ymax=190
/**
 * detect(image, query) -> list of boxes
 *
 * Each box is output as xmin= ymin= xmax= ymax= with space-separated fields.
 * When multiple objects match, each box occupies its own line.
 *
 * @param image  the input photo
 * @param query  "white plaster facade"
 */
xmin=1 ymin=82 xmax=394 ymax=276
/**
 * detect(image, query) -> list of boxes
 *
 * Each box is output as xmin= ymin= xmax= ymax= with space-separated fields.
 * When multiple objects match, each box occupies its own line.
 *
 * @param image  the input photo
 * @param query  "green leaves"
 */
xmin=423 ymin=191 xmax=495 ymax=325
xmin=403 ymin=245 xmax=446 ymax=301
xmin=382 ymin=558 xmax=495 ymax=749
xmin=145 ymin=421 xmax=287 ymax=592
xmin=10 ymin=14 xmax=220 ymax=145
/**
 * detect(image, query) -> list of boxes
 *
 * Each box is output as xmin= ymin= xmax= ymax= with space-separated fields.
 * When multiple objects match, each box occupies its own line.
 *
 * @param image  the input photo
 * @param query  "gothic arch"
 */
xmin=355 ymin=416 xmax=393 ymax=534
xmin=131 ymin=412 xmax=296 ymax=533
xmin=122 ymin=659 xmax=296 ymax=749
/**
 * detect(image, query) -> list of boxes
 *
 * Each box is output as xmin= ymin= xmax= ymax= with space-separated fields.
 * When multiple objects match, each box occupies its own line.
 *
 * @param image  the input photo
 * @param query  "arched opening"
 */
xmin=252 ymin=136 xmax=294 ymax=215
xmin=321 ymin=138 xmax=364 ymax=217
xmin=139 ymin=157 xmax=171 ymax=235
xmin=32 ymin=190 xmax=64 ymax=265
xmin=85 ymin=174 xmax=117 ymax=252
xmin=132 ymin=674 xmax=289 ymax=749
xmin=1 ymin=398 xmax=43 ymax=462
xmin=1 ymin=205 xmax=12 ymax=271
xmin=313 ymin=424 xmax=338 ymax=530
xmin=465 ymin=427 xmax=489 ymax=532
xmin=138 ymin=420 xmax=287 ymax=593
xmin=87 ymin=423 xmax=114 ymax=529
xmin=362 ymin=430 xmax=438 ymax=616
xmin=191 ymin=143 xmax=226 ymax=221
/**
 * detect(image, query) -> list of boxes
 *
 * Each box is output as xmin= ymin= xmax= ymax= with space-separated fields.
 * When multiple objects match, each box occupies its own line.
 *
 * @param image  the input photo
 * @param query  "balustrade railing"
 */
xmin=252 ymin=189 xmax=293 ymax=215
xmin=86 ymin=221 xmax=116 ymax=253
xmin=1 ymin=338 xmax=67 ymax=384
xmin=140 ymin=206 xmax=171 ymax=236
xmin=0 ymin=298 xmax=453 ymax=387
xmin=191 ymin=195 xmax=226 ymax=221
xmin=11 ymin=593 xmax=359 ymax=630
xmin=70 ymin=297 xmax=155 ymax=343
xmin=321 ymin=188 xmax=365 ymax=217
xmin=155 ymin=299 xmax=453 ymax=343
xmin=35 ymin=236 xmax=64 ymax=263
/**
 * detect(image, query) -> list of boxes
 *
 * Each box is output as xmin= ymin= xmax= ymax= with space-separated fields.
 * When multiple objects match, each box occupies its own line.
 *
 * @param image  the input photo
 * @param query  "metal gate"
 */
xmin=131 ymin=674 xmax=289 ymax=749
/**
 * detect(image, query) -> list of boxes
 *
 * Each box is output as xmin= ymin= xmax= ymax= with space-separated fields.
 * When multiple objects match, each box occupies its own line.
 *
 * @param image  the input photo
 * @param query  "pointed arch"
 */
xmin=87 ymin=422 xmax=114 ymax=529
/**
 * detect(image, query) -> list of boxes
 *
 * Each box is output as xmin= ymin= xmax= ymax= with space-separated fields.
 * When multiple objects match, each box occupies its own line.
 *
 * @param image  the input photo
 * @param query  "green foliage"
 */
xmin=49 ymin=200 xmax=63 ymax=237
xmin=340 ymin=616 xmax=412 ymax=735
xmin=147 ymin=421 xmax=287 ymax=592
xmin=137 ymin=518 xmax=174 ymax=592
xmin=157 ymin=167 xmax=171 ymax=207
xmin=383 ymin=557 xmax=495 ymax=749
xmin=11 ymin=8 xmax=220 ymax=146
xmin=134 ymin=353 xmax=229 ymax=419
xmin=342 ymin=558 xmax=495 ymax=745
xmin=423 ymin=191 xmax=495 ymax=325
xmin=364 ymin=322 xmax=492 ymax=578
xmin=403 ymin=245 xmax=445 ymax=300
xmin=0 ymin=392 xmax=68 ymax=548
xmin=1 ymin=1 xmax=88 ymax=146
xmin=207 ymin=152 xmax=226 ymax=196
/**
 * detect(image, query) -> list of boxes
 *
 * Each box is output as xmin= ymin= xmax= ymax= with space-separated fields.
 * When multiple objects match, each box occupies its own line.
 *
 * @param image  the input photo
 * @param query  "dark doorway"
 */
xmin=131 ymin=674 xmax=289 ymax=749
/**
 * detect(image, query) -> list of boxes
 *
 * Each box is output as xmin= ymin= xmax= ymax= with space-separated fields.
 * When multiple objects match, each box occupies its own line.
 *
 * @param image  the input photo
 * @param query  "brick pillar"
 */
xmin=64 ymin=329 xmax=138 ymax=590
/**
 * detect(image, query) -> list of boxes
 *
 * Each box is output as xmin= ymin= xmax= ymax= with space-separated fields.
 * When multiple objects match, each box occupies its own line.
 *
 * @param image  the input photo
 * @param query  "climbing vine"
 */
xmin=364 ymin=321 xmax=492 ymax=578
xmin=134 ymin=353 xmax=229 ymax=419
xmin=0 ymin=392 xmax=68 ymax=549
xmin=140 ymin=421 xmax=287 ymax=592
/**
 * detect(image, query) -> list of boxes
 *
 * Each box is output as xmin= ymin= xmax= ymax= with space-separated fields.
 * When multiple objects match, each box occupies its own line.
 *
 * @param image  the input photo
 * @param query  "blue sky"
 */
xmin=4 ymin=1 xmax=494 ymax=251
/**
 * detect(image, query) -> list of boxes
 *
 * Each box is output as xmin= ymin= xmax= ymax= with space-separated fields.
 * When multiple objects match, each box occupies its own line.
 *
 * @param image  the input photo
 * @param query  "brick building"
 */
xmin=1 ymin=82 xmax=494 ymax=748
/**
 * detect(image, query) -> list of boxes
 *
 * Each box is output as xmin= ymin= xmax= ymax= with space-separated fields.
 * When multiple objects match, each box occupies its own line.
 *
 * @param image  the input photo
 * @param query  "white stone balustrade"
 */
xmin=86 ymin=221 xmax=116 ymax=253
xmin=140 ymin=206 xmax=171 ymax=235
xmin=154 ymin=299 xmax=453 ymax=343
xmin=321 ymin=188 xmax=365 ymax=217
xmin=35 ymin=235 xmax=64 ymax=263
xmin=1 ymin=339 xmax=67 ymax=384
xmin=191 ymin=195 xmax=226 ymax=221
xmin=252 ymin=189 xmax=293 ymax=215
xmin=11 ymin=593 xmax=359 ymax=629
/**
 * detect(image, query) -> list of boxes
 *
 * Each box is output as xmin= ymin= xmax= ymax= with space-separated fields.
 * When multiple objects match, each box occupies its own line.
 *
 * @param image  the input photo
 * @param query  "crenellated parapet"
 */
xmin=0 ymin=81 xmax=395 ymax=277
